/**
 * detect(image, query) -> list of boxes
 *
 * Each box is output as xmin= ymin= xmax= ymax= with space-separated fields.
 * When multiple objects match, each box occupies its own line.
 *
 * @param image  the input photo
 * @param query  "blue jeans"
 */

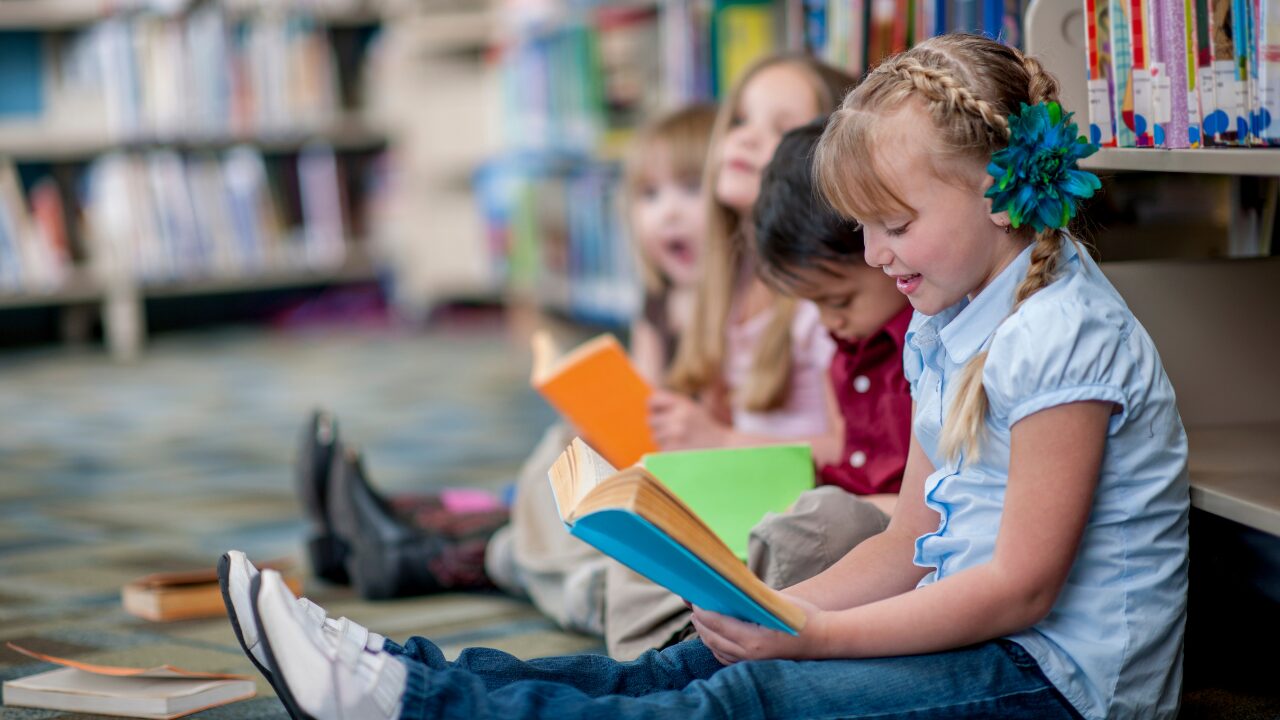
xmin=384 ymin=636 xmax=1084 ymax=719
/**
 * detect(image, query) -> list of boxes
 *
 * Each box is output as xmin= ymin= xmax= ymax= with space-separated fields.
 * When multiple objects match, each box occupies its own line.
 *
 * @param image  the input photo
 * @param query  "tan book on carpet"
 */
xmin=122 ymin=561 xmax=302 ymax=622
xmin=2 ymin=643 xmax=255 ymax=719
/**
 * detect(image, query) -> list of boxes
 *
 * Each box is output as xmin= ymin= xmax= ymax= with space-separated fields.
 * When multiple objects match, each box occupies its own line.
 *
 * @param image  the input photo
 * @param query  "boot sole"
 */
xmin=217 ymin=553 xmax=294 ymax=715
xmin=251 ymin=573 xmax=314 ymax=720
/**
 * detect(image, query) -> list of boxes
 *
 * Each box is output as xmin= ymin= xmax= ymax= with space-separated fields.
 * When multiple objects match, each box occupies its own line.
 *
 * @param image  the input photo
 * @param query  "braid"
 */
xmin=1014 ymin=229 xmax=1063 ymax=306
xmin=1019 ymin=54 xmax=1059 ymax=107
xmin=891 ymin=57 xmax=1010 ymax=139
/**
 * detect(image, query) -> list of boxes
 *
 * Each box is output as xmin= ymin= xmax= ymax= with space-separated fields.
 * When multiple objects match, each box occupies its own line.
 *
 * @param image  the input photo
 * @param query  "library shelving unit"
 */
xmin=0 ymin=0 xmax=392 ymax=361
xmin=1026 ymin=1 xmax=1280 ymax=539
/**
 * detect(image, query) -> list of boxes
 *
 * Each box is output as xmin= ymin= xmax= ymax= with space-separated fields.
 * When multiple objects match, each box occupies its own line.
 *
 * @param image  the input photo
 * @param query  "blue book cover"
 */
xmin=549 ymin=438 xmax=805 ymax=634
xmin=0 ymin=32 xmax=44 ymax=119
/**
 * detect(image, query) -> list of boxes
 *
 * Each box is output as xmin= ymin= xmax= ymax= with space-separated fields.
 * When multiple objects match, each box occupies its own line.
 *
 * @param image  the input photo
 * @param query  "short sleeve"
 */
xmin=984 ymin=298 xmax=1134 ymax=430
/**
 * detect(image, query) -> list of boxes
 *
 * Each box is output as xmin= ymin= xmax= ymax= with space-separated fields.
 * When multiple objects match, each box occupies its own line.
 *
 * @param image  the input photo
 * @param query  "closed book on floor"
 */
xmin=548 ymin=438 xmax=806 ymax=634
xmin=530 ymin=331 xmax=657 ymax=468
xmin=642 ymin=444 xmax=814 ymax=560
xmin=122 ymin=562 xmax=302 ymax=622
xmin=2 ymin=644 xmax=255 ymax=720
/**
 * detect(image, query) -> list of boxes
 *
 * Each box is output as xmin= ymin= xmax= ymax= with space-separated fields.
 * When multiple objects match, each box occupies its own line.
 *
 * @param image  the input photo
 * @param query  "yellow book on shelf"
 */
xmin=531 ymin=331 xmax=658 ymax=469
xmin=549 ymin=437 xmax=805 ymax=634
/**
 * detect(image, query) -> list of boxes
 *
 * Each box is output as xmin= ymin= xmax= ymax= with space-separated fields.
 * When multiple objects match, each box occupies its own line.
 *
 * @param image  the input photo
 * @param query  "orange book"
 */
xmin=531 ymin=331 xmax=657 ymax=468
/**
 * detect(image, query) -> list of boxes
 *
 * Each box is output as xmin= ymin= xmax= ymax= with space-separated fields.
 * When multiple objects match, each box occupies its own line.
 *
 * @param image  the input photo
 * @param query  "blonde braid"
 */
xmin=892 ymin=57 xmax=1011 ymax=138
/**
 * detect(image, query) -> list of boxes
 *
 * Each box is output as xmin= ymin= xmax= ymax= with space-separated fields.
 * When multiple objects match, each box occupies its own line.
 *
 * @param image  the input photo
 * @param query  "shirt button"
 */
xmin=850 ymin=451 xmax=867 ymax=468
xmin=853 ymin=375 xmax=871 ymax=393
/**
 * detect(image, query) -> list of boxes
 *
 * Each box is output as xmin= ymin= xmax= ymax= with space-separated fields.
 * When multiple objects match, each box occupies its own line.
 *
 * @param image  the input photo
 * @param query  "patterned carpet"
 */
xmin=0 ymin=317 xmax=603 ymax=719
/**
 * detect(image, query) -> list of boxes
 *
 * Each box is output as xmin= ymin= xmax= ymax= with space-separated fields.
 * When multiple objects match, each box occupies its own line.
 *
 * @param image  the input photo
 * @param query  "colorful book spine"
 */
xmin=1110 ymin=0 xmax=1139 ymax=146
xmin=1086 ymin=0 xmax=1119 ymax=145
xmin=1194 ymin=0 xmax=1221 ymax=142
xmin=1261 ymin=0 xmax=1280 ymax=143
xmin=1209 ymin=0 xmax=1245 ymax=143
xmin=1182 ymin=0 xmax=1205 ymax=146
xmin=1241 ymin=0 xmax=1262 ymax=142
xmin=1129 ymin=0 xmax=1157 ymax=146
xmin=1158 ymin=0 xmax=1192 ymax=146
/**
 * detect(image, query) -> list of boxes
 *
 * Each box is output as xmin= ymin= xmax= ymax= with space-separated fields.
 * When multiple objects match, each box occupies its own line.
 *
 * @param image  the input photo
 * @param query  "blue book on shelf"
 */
xmin=549 ymin=438 xmax=806 ymax=634
xmin=0 ymin=32 xmax=44 ymax=119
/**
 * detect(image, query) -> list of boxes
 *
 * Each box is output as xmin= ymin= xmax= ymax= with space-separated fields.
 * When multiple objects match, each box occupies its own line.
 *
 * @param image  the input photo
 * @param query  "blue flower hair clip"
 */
xmin=985 ymin=101 xmax=1101 ymax=232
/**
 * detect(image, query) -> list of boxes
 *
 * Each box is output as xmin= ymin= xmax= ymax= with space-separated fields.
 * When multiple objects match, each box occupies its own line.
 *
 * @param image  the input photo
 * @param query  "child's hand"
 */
xmin=689 ymin=596 xmax=827 ymax=664
xmin=647 ymin=390 xmax=731 ymax=450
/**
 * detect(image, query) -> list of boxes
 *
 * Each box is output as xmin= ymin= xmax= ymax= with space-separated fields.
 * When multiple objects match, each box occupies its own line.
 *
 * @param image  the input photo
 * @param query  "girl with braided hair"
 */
xmin=226 ymin=34 xmax=1188 ymax=720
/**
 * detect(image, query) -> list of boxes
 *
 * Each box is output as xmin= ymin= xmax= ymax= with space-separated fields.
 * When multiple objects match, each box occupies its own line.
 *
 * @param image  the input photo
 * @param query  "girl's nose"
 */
xmin=862 ymin=232 xmax=892 ymax=268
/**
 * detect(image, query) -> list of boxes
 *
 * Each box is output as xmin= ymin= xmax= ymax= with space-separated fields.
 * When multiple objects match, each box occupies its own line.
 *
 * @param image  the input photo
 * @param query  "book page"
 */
xmin=5 ymin=644 xmax=250 ymax=680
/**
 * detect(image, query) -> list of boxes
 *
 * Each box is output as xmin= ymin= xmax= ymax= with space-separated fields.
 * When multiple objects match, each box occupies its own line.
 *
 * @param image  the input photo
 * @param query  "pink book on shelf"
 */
xmin=1157 ymin=0 xmax=1193 ymax=146
xmin=1086 ymin=0 xmax=1119 ymax=146
xmin=1130 ymin=0 xmax=1157 ymax=145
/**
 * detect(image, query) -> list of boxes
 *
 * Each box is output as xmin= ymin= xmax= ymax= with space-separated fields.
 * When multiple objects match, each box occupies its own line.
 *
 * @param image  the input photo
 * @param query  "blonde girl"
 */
xmin=648 ymin=55 xmax=855 ymax=454
xmin=625 ymin=104 xmax=718 ymax=384
xmin=232 ymin=34 xmax=1188 ymax=720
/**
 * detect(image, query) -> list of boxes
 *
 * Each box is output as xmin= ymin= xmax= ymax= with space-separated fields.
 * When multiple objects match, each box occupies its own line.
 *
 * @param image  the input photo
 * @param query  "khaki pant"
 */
xmin=484 ymin=423 xmax=609 ymax=635
xmin=486 ymin=433 xmax=890 ymax=657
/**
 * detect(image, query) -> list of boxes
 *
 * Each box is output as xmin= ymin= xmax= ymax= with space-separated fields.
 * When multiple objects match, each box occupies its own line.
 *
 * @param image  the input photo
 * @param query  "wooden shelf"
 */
xmin=0 ymin=0 xmax=384 ymax=30
xmin=1187 ymin=424 xmax=1280 ymax=536
xmin=1081 ymin=148 xmax=1280 ymax=176
xmin=0 ymin=0 xmax=107 ymax=29
xmin=0 ymin=118 xmax=389 ymax=162
xmin=140 ymin=247 xmax=377 ymax=298
xmin=0 ymin=269 xmax=103 ymax=309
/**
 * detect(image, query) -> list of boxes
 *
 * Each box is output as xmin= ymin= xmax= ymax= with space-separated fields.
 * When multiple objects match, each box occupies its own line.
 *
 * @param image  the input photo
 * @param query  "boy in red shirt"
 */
xmin=746 ymin=119 xmax=913 ymax=589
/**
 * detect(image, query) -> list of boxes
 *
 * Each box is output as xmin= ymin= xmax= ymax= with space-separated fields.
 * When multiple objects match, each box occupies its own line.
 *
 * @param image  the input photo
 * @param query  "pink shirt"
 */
xmin=725 ymin=300 xmax=835 ymax=437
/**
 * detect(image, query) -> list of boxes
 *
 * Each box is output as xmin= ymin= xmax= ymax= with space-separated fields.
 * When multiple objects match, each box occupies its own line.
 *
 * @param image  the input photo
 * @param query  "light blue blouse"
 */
xmin=905 ymin=238 xmax=1189 ymax=720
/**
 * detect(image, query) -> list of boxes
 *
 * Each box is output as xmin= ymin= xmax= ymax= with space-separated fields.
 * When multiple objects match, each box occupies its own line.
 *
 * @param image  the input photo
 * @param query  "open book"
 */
xmin=549 ymin=438 xmax=806 ymax=634
xmin=530 ymin=330 xmax=657 ymax=468
xmin=2 ymin=644 xmax=255 ymax=719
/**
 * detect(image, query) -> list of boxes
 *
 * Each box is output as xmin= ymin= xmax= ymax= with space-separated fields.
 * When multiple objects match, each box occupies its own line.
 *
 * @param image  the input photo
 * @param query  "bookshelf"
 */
xmin=0 ymin=1 xmax=391 ymax=360
xmin=1027 ymin=1 xmax=1280 ymax=539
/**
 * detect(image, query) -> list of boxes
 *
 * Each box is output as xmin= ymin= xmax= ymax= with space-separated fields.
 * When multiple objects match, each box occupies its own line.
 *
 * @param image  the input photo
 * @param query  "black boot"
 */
xmin=295 ymin=410 xmax=349 ymax=585
xmin=328 ymin=448 xmax=454 ymax=600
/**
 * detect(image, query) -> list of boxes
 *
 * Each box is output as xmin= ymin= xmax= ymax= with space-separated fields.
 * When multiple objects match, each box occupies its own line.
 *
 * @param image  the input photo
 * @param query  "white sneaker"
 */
xmin=219 ymin=551 xmax=385 ymax=679
xmin=254 ymin=570 xmax=405 ymax=720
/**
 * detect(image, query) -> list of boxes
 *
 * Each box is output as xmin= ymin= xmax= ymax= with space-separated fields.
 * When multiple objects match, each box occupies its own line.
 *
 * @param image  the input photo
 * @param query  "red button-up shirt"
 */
xmin=818 ymin=305 xmax=914 ymax=496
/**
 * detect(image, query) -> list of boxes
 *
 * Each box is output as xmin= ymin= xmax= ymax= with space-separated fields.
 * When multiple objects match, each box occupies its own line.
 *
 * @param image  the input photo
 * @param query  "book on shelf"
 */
xmin=548 ymin=437 xmax=807 ymax=634
xmin=531 ymin=330 xmax=657 ymax=469
xmin=1086 ymin=0 xmax=1279 ymax=149
xmin=711 ymin=0 xmax=778 ymax=96
xmin=122 ymin=562 xmax=302 ymax=622
xmin=2 ymin=643 xmax=255 ymax=720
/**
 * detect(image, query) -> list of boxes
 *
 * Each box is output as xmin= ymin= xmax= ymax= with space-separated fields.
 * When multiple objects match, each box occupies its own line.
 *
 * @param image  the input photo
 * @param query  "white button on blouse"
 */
xmin=853 ymin=375 xmax=871 ymax=393
xmin=849 ymin=450 xmax=867 ymax=468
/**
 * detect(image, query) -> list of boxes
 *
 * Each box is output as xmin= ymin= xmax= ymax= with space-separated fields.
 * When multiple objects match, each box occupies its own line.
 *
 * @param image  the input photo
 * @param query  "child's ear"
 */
xmin=988 ymin=209 xmax=1012 ymax=231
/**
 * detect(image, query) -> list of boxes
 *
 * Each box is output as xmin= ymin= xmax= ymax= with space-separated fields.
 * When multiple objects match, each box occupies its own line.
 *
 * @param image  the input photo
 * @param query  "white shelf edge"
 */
xmin=1082 ymin=148 xmax=1280 ymax=176
xmin=1186 ymin=423 xmax=1280 ymax=537
xmin=0 ymin=1 xmax=384 ymax=30
xmin=0 ymin=118 xmax=390 ymax=162
xmin=140 ymin=248 xmax=377 ymax=299
xmin=1190 ymin=474 xmax=1280 ymax=537
xmin=0 ymin=272 xmax=103 ymax=309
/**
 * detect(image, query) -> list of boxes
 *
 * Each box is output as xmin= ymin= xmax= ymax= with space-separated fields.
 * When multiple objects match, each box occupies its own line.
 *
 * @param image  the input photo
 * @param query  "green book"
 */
xmin=642 ymin=444 xmax=814 ymax=560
